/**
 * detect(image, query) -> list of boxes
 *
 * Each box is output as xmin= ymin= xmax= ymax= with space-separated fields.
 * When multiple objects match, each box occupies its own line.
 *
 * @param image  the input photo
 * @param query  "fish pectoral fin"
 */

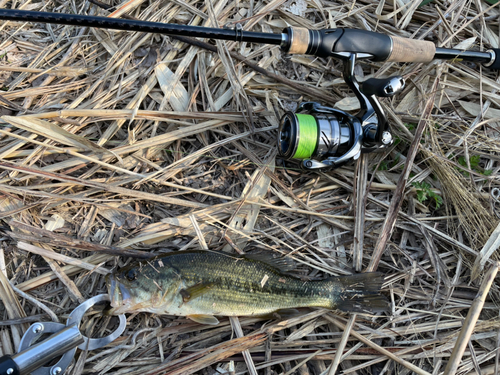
xmin=188 ymin=314 xmax=220 ymax=325
xmin=180 ymin=282 xmax=214 ymax=302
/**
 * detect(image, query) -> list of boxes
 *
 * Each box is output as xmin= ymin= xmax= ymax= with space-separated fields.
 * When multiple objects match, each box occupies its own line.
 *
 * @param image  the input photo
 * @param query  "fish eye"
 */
xmin=125 ymin=270 xmax=137 ymax=281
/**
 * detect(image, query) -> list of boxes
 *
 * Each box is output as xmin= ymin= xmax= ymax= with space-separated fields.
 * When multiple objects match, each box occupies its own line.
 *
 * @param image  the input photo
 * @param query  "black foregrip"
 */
xmin=306 ymin=29 xmax=343 ymax=57
xmin=486 ymin=49 xmax=500 ymax=69
xmin=306 ymin=28 xmax=392 ymax=61
xmin=334 ymin=29 xmax=392 ymax=61
xmin=0 ymin=355 xmax=20 ymax=375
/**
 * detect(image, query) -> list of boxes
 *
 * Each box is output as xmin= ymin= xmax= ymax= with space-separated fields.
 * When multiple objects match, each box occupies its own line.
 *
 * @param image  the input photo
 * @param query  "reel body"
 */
xmin=277 ymin=52 xmax=405 ymax=170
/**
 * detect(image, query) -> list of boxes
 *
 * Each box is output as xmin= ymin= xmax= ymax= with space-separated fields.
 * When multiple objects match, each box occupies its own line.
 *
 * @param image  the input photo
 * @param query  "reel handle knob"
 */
xmin=360 ymin=76 xmax=405 ymax=97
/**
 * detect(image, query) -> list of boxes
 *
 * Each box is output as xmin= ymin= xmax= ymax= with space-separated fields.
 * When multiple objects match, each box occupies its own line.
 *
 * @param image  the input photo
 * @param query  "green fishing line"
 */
xmin=293 ymin=114 xmax=318 ymax=159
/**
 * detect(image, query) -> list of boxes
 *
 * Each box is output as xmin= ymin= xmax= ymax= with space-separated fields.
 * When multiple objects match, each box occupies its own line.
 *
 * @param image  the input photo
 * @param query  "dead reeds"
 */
xmin=1 ymin=0 xmax=500 ymax=374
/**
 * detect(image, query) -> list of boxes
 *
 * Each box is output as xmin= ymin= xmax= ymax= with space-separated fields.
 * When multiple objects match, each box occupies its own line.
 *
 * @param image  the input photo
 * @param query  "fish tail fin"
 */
xmin=333 ymin=272 xmax=388 ymax=313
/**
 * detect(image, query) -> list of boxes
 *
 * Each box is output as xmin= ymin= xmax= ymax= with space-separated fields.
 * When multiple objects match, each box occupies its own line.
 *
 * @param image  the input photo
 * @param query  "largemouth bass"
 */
xmin=107 ymin=250 xmax=386 ymax=325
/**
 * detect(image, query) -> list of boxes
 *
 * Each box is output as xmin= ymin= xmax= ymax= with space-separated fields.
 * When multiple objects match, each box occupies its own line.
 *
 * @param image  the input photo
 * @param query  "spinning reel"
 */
xmin=278 ymin=52 xmax=405 ymax=170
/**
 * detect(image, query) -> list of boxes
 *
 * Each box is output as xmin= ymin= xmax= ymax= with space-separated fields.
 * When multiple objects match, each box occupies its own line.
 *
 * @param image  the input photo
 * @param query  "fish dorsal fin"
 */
xmin=188 ymin=314 xmax=220 ymax=325
xmin=180 ymin=282 xmax=214 ymax=302
xmin=243 ymin=252 xmax=296 ymax=273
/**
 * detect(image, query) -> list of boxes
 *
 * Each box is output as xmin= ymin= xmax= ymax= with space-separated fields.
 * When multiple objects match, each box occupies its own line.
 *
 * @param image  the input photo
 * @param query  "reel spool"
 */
xmin=277 ymin=52 xmax=405 ymax=170
xmin=278 ymin=104 xmax=359 ymax=169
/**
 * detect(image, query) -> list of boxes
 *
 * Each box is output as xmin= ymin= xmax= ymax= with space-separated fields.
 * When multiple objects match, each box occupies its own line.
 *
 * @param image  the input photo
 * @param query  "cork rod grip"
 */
xmin=287 ymin=27 xmax=310 ymax=54
xmin=387 ymin=36 xmax=436 ymax=63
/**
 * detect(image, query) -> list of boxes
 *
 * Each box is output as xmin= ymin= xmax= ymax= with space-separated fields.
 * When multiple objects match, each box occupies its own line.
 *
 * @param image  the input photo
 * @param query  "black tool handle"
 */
xmin=0 ymin=355 xmax=20 ymax=375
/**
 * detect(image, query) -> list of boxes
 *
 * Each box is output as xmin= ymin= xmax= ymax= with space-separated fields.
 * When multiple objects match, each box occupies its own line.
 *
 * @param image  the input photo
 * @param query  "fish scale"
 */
xmin=107 ymin=250 xmax=387 ymax=323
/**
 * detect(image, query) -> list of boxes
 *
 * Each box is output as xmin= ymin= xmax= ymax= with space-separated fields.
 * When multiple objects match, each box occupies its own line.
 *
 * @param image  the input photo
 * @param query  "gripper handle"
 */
xmin=0 ymin=355 xmax=20 ymax=375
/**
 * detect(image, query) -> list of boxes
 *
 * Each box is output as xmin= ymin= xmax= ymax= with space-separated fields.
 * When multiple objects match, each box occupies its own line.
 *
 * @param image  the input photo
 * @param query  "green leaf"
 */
xmin=456 ymin=155 xmax=486 ymax=177
xmin=416 ymin=190 xmax=427 ymax=203
xmin=433 ymin=194 xmax=443 ymax=209
xmin=404 ymin=123 xmax=416 ymax=131
xmin=412 ymin=181 xmax=443 ymax=209
xmin=428 ymin=190 xmax=443 ymax=209
xmin=418 ymin=0 xmax=434 ymax=7
xmin=469 ymin=155 xmax=481 ymax=169
xmin=413 ymin=181 xmax=431 ymax=190
xmin=378 ymin=161 xmax=388 ymax=171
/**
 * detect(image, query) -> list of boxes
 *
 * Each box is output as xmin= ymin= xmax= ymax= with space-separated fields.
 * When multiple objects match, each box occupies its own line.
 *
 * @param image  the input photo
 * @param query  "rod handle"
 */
xmin=387 ymin=35 xmax=436 ymax=63
xmin=283 ymin=27 xmax=437 ymax=64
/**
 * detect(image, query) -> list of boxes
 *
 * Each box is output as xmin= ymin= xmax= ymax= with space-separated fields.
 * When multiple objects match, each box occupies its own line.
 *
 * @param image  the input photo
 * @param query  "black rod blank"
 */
xmin=0 ymin=9 xmax=284 ymax=45
xmin=434 ymin=47 xmax=492 ymax=65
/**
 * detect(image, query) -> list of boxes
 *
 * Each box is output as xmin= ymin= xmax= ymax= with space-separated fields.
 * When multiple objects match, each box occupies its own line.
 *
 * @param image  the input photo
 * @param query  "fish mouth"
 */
xmin=107 ymin=275 xmax=133 ymax=315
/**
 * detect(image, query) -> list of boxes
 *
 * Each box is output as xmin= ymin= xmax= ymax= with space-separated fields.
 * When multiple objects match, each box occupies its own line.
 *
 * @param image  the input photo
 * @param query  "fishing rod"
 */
xmin=1 ymin=9 xmax=499 ymax=170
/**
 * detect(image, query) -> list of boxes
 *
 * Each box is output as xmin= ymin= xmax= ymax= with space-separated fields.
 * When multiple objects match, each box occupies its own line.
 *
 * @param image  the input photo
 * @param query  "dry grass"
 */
xmin=1 ymin=0 xmax=500 ymax=374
